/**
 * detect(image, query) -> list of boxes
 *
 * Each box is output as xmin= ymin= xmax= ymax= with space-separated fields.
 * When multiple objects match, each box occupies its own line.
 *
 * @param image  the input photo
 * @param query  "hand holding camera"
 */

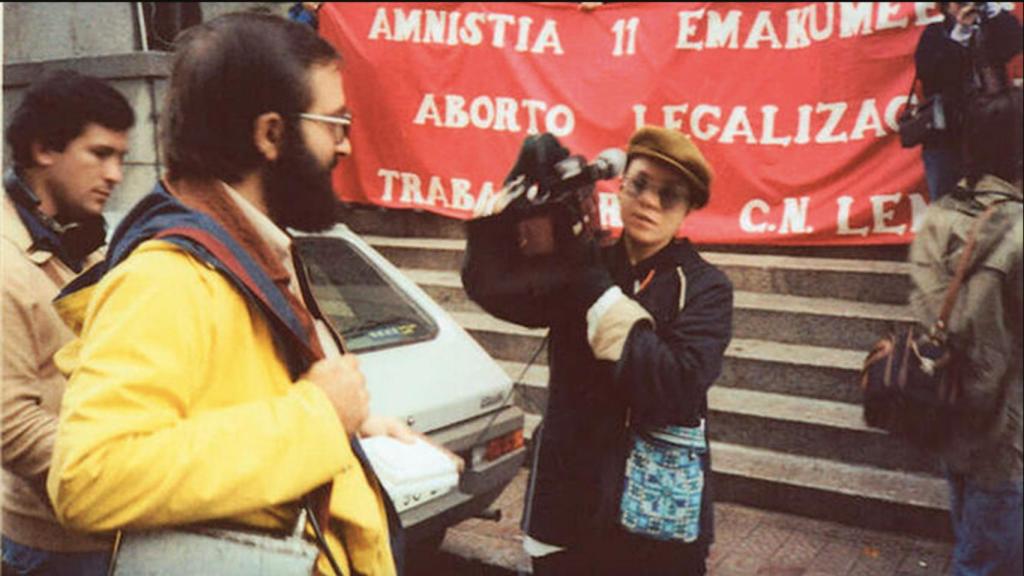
xmin=475 ymin=133 xmax=571 ymax=218
xmin=957 ymin=3 xmax=981 ymax=27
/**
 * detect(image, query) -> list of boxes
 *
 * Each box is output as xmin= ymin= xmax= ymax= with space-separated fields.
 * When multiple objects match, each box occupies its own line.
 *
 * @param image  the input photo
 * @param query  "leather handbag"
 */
xmin=897 ymin=73 xmax=946 ymax=149
xmin=860 ymin=202 xmax=1004 ymax=451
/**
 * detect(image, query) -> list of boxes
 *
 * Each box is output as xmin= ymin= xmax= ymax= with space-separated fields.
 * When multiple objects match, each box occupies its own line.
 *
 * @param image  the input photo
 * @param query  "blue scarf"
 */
xmin=3 ymin=168 xmax=105 ymax=273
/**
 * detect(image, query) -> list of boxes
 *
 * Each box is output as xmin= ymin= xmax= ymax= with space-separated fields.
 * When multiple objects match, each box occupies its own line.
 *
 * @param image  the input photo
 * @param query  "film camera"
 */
xmin=461 ymin=133 xmax=625 ymax=328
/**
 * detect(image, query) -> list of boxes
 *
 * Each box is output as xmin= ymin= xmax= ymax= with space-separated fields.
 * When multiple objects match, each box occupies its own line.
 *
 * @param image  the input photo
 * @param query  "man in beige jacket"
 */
xmin=2 ymin=70 xmax=134 ymax=575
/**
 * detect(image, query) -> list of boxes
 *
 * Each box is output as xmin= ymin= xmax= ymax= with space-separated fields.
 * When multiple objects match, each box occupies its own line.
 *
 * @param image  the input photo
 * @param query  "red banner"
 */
xmin=320 ymin=2 xmax=1023 ymax=245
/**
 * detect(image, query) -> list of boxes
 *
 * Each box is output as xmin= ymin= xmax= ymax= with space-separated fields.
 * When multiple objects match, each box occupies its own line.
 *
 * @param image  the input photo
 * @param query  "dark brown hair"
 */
xmin=162 ymin=12 xmax=340 ymax=182
xmin=963 ymin=88 xmax=1023 ymax=185
xmin=6 ymin=70 xmax=135 ymax=169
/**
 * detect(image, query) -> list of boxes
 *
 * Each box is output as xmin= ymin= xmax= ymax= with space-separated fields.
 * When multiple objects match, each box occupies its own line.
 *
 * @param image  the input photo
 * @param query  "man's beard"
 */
xmin=263 ymin=127 xmax=339 ymax=232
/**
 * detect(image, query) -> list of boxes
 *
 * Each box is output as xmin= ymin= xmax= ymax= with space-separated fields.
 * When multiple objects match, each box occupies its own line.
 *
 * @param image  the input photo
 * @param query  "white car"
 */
xmin=291 ymin=224 xmax=526 ymax=544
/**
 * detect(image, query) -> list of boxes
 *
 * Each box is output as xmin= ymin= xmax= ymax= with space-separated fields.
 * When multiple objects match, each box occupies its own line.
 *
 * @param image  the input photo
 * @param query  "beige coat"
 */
xmin=2 ymin=193 xmax=109 ymax=551
xmin=909 ymin=175 xmax=1024 ymax=488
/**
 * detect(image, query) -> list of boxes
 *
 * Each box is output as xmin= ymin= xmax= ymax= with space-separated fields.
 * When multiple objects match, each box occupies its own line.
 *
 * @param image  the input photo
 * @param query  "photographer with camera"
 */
xmin=464 ymin=127 xmax=733 ymax=574
xmin=913 ymin=2 xmax=1022 ymax=200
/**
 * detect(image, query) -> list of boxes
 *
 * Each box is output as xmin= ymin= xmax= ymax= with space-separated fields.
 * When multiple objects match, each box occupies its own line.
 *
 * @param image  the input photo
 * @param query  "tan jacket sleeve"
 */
xmin=2 ymin=249 xmax=59 ymax=500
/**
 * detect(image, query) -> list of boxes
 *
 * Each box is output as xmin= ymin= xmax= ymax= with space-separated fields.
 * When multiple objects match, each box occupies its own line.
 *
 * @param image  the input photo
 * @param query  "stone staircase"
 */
xmin=339 ymin=207 xmax=952 ymax=541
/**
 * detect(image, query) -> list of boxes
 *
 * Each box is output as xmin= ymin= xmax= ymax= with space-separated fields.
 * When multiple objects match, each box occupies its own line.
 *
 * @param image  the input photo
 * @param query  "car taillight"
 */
xmin=481 ymin=429 xmax=524 ymax=463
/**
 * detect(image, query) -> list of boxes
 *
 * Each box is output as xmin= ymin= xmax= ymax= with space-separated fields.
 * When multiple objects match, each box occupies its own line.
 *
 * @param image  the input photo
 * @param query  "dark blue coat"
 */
xmin=522 ymin=238 xmax=734 ymax=549
xmin=914 ymin=9 xmax=1022 ymax=150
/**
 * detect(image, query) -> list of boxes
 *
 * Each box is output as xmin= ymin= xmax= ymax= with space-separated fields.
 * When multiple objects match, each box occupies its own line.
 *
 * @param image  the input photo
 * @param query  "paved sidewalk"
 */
xmin=440 ymin=469 xmax=953 ymax=575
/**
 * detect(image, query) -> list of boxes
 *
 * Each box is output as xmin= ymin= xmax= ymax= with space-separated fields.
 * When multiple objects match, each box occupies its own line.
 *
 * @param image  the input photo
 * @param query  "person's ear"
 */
xmin=254 ymin=112 xmax=284 ymax=162
xmin=31 ymin=140 xmax=58 ymax=167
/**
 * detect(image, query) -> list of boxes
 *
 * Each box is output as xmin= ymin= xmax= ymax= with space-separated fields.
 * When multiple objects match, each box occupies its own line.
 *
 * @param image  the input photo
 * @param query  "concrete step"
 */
xmin=340 ymin=206 xmax=469 ymax=239
xmin=722 ymin=338 xmax=863 ymax=404
xmin=463 ymin=311 xmax=869 ymax=404
xmin=712 ymin=252 xmax=909 ymax=305
xmin=449 ymin=310 xmax=548 ymax=368
xmin=710 ymin=442 xmax=950 ymax=540
xmin=363 ymin=236 xmax=466 ymax=272
xmin=708 ymin=388 xmax=939 ymax=476
xmin=500 ymin=360 xmax=938 ymax=476
xmin=365 ymin=236 xmax=912 ymax=304
xmin=731 ymin=291 xmax=912 ymax=350
xmin=407 ymin=267 xmax=909 ymax=351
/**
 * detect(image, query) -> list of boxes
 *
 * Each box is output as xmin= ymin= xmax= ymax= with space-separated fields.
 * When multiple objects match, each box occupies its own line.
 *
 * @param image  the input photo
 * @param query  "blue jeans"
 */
xmin=1 ymin=537 xmax=109 ymax=576
xmin=946 ymin=472 xmax=1024 ymax=576
xmin=922 ymin=147 xmax=963 ymax=201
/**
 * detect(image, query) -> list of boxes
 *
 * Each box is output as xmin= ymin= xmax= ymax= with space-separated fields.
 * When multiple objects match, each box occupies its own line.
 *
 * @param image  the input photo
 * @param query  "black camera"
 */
xmin=461 ymin=134 xmax=625 ymax=328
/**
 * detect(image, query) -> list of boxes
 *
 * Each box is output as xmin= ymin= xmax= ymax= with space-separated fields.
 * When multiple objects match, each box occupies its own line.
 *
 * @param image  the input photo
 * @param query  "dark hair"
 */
xmin=163 ymin=12 xmax=340 ymax=182
xmin=5 ymin=70 xmax=135 ymax=169
xmin=963 ymin=88 xmax=1023 ymax=185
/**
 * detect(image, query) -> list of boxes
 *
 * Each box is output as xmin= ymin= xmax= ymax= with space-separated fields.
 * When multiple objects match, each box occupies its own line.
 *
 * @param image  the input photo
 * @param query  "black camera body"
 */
xmin=461 ymin=142 xmax=624 ymax=328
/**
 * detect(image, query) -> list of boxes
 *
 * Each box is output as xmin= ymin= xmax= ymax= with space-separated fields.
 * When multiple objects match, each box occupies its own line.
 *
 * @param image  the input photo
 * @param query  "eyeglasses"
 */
xmin=298 ymin=112 xmax=352 ymax=144
xmin=621 ymin=174 xmax=690 ymax=209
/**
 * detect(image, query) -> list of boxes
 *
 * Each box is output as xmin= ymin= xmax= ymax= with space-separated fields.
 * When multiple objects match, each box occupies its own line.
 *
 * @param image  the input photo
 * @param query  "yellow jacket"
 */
xmin=48 ymin=239 xmax=395 ymax=575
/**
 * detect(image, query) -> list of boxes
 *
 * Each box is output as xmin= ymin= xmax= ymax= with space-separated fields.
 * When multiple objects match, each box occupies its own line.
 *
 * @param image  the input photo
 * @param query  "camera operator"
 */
xmin=499 ymin=127 xmax=734 ymax=575
xmin=914 ymin=2 xmax=1022 ymax=200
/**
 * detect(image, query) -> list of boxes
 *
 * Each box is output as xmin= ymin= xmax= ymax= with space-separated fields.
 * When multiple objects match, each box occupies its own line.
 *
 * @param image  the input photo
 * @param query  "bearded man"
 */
xmin=47 ymin=13 xmax=409 ymax=576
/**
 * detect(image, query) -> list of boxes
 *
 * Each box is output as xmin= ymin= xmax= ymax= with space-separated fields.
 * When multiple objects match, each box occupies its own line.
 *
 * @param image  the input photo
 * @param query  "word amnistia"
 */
xmin=368 ymin=7 xmax=564 ymax=54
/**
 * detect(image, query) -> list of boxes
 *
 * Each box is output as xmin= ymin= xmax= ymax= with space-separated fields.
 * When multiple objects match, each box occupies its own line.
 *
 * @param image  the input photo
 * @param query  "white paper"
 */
xmin=360 ymin=437 xmax=459 ymax=512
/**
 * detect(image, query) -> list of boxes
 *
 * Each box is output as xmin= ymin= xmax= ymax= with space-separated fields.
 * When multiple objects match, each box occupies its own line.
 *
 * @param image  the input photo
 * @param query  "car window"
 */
xmin=294 ymin=236 xmax=438 ymax=353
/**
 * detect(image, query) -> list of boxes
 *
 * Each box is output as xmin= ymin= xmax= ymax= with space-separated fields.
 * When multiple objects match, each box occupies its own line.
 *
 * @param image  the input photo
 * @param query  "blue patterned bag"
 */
xmin=619 ymin=423 xmax=706 ymax=542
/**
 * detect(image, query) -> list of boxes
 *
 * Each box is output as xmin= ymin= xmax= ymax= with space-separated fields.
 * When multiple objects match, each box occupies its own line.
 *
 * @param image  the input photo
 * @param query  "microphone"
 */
xmin=589 ymin=148 xmax=628 ymax=180
xmin=552 ymin=148 xmax=626 ymax=192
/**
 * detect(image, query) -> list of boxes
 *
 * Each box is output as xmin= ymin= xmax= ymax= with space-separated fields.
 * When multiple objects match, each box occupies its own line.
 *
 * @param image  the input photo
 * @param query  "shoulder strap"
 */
xmin=903 ymin=71 xmax=920 ymax=105
xmin=934 ymin=200 xmax=1009 ymax=336
xmin=155 ymin=226 xmax=322 ymax=370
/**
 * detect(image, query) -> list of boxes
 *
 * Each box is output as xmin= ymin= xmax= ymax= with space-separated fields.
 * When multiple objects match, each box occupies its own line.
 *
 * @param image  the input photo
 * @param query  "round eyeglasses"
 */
xmin=621 ymin=174 xmax=690 ymax=210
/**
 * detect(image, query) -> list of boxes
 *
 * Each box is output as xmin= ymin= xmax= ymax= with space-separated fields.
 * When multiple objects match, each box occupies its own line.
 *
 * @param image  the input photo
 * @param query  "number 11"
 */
xmin=612 ymin=17 xmax=639 ymax=56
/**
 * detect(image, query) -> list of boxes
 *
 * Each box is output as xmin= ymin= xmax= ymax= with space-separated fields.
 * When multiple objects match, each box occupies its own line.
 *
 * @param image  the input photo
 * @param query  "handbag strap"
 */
xmin=303 ymin=498 xmax=345 ymax=576
xmin=934 ymin=200 xmax=1007 ymax=335
xmin=903 ymin=70 xmax=920 ymax=106
xmin=627 ymin=265 xmax=702 ymax=436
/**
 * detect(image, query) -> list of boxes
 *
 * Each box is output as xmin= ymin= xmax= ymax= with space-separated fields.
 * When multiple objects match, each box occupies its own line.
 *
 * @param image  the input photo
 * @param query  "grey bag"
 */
xmin=109 ymin=509 xmax=319 ymax=576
